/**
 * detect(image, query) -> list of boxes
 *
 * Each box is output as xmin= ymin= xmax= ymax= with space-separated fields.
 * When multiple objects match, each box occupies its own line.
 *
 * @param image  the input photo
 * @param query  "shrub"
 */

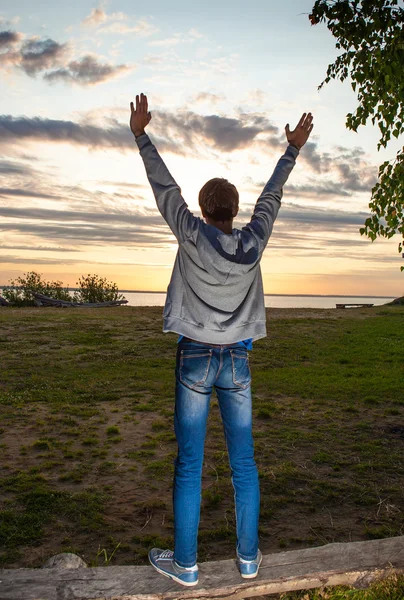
xmin=1 ymin=271 xmax=125 ymax=306
xmin=73 ymin=274 xmax=124 ymax=304
xmin=2 ymin=271 xmax=71 ymax=306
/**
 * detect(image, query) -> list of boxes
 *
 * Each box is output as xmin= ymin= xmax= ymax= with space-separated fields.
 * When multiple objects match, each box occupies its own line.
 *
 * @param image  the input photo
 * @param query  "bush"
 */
xmin=2 ymin=271 xmax=71 ymax=306
xmin=73 ymin=274 xmax=124 ymax=304
xmin=1 ymin=271 xmax=125 ymax=306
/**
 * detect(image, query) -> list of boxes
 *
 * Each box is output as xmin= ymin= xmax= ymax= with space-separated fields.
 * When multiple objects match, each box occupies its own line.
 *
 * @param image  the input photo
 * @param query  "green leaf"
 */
xmin=313 ymin=0 xmax=404 ymax=269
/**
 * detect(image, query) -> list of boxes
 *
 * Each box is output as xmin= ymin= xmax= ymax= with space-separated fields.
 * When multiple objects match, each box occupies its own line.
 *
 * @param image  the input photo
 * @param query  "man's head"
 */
xmin=198 ymin=177 xmax=239 ymax=224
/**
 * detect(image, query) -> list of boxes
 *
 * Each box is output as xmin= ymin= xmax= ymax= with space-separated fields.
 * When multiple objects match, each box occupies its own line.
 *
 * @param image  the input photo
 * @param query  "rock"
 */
xmin=42 ymin=553 xmax=88 ymax=569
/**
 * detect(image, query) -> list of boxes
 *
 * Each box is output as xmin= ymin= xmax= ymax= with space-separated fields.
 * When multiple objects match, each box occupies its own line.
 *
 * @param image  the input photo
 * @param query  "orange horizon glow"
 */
xmin=0 ymin=264 xmax=402 ymax=298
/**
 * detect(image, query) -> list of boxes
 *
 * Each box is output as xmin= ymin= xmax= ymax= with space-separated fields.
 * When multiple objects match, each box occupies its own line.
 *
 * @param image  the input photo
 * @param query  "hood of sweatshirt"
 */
xmin=193 ymin=221 xmax=260 ymax=285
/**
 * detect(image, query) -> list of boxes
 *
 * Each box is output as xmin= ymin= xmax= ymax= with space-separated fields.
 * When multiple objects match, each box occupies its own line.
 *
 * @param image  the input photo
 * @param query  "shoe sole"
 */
xmin=240 ymin=571 xmax=259 ymax=579
xmin=149 ymin=556 xmax=199 ymax=587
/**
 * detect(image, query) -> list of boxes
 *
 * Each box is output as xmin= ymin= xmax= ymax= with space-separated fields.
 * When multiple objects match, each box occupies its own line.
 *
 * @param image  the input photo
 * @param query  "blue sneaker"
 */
xmin=236 ymin=549 xmax=262 ymax=578
xmin=148 ymin=548 xmax=199 ymax=587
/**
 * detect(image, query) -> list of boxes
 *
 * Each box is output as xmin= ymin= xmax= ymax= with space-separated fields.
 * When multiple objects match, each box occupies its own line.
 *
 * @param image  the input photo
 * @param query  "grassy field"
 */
xmin=0 ymin=304 xmax=403 ymax=588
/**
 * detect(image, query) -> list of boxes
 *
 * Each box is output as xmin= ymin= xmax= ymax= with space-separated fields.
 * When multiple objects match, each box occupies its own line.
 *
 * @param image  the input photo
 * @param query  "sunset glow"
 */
xmin=1 ymin=0 xmax=402 ymax=296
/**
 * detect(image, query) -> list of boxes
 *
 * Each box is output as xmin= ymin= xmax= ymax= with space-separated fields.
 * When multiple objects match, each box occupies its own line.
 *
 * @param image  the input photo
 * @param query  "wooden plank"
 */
xmin=0 ymin=536 xmax=403 ymax=600
xmin=336 ymin=303 xmax=374 ymax=309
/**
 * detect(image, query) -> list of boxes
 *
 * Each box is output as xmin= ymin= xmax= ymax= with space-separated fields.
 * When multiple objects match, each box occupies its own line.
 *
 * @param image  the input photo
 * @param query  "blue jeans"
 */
xmin=172 ymin=338 xmax=260 ymax=567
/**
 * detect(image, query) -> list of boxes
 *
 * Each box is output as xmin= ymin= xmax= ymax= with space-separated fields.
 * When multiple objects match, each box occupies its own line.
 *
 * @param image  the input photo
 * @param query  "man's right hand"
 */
xmin=285 ymin=113 xmax=313 ymax=150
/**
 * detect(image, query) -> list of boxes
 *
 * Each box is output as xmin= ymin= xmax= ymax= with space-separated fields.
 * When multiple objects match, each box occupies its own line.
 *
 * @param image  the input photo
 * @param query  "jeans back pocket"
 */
xmin=230 ymin=349 xmax=251 ymax=389
xmin=179 ymin=349 xmax=213 ymax=390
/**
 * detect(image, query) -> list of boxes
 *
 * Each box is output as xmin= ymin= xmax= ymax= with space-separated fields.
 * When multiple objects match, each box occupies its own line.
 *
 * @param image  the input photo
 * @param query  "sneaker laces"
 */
xmin=159 ymin=549 xmax=174 ymax=559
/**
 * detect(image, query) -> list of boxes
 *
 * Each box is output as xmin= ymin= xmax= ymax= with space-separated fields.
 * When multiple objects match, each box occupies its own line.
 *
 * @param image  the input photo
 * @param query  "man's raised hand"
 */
xmin=130 ymin=93 xmax=152 ymax=137
xmin=285 ymin=113 xmax=313 ymax=150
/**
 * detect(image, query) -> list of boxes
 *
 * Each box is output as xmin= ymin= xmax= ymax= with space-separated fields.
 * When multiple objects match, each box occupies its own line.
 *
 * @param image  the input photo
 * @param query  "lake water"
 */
xmin=0 ymin=287 xmax=395 ymax=309
xmin=119 ymin=292 xmax=395 ymax=309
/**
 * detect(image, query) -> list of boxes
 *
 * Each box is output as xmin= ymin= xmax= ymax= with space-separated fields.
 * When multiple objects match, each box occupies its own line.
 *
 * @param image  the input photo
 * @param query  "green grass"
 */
xmin=0 ymin=469 xmax=108 ymax=565
xmin=0 ymin=304 xmax=403 ymax=583
xmin=278 ymin=572 xmax=404 ymax=599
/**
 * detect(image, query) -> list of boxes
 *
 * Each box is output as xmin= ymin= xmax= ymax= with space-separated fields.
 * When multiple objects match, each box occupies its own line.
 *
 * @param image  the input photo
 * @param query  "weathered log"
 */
xmin=31 ymin=292 xmax=128 ymax=308
xmin=335 ymin=303 xmax=374 ymax=309
xmin=0 ymin=536 xmax=403 ymax=600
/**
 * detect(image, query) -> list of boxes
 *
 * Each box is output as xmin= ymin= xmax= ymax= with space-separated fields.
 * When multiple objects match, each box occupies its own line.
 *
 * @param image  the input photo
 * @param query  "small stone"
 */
xmin=42 ymin=553 xmax=88 ymax=569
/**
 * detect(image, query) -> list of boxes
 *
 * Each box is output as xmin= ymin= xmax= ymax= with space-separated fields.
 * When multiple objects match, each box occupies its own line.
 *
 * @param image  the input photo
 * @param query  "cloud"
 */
xmin=0 ymin=205 xmax=164 ymax=226
xmin=0 ymin=29 xmax=23 ymax=67
xmin=44 ymin=54 xmax=133 ymax=85
xmin=0 ymin=29 xmax=22 ymax=48
xmin=153 ymin=110 xmax=279 ymax=152
xmin=0 ymin=29 xmax=133 ymax=86
xmin=147 ymin=35 xmax=182 ymax=48
xmin=141 ymin=49 xmax=239 ymax=78
xmin=277 ymin=204 xmax=369 ymax=228
xmin=19 ymin=37 xmax=69 ymax=76
xmin=191 ymin=92 xmax=226 ymax=105
xmin=0 ymin=244 xmax=80 ymax=252
xmin=244 ymin=89 xmax=267 ymax=105
xmin=142 ymin=54 xmax=164 ymax=66
xmin=98 ymin=19 xmax=158 ymax=36
xmin=80 ymin=6 xmax=158 ymax=37
xmin=0 ymin=181 xmax=389 ymax=263
xmin=0 ymin=179 xmax=148 ymax=214
xmin=296 ymin=143 xmax=377 ymax=191
xmin=0 ymin=200 xmax=371 ymax=245
xmin=284 ymin=183 xmax=351 ymax=198
xmin=147 ymin=29 xmax=203 ymax=47
xmin=0 ymin=254 xmax=81 ymax=265
xmin=0 ymin=47 xmax=20 ymax=67
xmin=246 ymin=141 xmax=378 ymax=197
xmin=0 ymin=16 xmax=20 ymax=27
xmin=263 ymin=230 xmax=369 ymax=250
xmin=0 ymin=110 xmax=280 ymax=154
xmin=0 ymin=202 xmax=174 ymax=247
xmin=0 ymin=160 xmax=34 ymax=176
xmin=0 ymin=220 xmax=173 ymax=247
xmin=0 ymin=254 xmax=172 ymax=267
xmin=96 ymin=180 xmax=147 ymax=189
xmin=335 ymin=161 xmax=377 ymax=192
xmin=81 ymin=7 xmax=108 ymax=27
xmin=0 ymin=187 xmax=60 ymax=199
xmin=0 ymin=114 xmax=133 ymax=150
xmin=235 ymin=203 xmax=370 ymax=232
xmin=0 ymin=109 xmax=379 ymax=195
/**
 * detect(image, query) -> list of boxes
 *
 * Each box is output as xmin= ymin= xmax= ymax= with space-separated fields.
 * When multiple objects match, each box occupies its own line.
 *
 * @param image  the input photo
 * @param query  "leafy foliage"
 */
xmin=1 ymin=271 xmax=71 ymax=306
xmin=73 ymin=274 xmax=124 ymax=304
xmin=1 ymin=271 xmax=125 ymax=306
xmin=309 ymin=0 xmax=404 ymax=268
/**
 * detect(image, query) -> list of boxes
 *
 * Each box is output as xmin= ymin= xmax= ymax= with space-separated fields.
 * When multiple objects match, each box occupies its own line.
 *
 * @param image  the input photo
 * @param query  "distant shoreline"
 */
xmin=78 ymin=290 xmax=397 ymax=299
xmin=0 ymin=287 xmax=396 ymax=299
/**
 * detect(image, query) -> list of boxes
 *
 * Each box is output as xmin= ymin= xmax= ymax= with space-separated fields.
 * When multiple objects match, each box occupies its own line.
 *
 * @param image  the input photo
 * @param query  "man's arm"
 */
xmin=243 ymin=113 xmax=314 ymax=251
xmin=131 ymin=94 xmax=198 ymax=243
xmin=135 ymin=134 xmax=198 ymax=243
xmin=244 ymin=144 xmax=299 ymax=250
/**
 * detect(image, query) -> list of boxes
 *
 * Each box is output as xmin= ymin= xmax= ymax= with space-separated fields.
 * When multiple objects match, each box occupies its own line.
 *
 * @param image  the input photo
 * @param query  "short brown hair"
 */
xmin=198 ymin=178 xmax=239 ymax=222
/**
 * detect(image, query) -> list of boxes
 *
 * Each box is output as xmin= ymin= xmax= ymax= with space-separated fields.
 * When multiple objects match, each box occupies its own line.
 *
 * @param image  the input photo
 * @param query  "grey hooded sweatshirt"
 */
xmin=135 ymin=132 xmax=299 ymax=344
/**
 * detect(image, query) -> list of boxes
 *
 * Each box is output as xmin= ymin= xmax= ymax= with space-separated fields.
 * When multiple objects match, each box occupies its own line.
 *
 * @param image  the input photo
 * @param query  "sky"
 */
xmin=0 ymin=0 xmax=403 ymax=296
